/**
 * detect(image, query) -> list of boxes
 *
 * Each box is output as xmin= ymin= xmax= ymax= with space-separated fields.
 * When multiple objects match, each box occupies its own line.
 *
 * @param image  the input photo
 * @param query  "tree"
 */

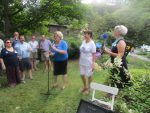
xmin=112 ymin=0 xmax=150 ymax=45
xmin=0 ymin=0 xmax=84 ymax=36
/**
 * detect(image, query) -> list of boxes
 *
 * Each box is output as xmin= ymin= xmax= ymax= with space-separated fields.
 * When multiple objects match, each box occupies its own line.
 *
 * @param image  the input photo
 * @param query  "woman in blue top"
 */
xmin=51 ymin=31 xmax=68 ymax=89
xmin=0 ymin=39 xmax=21 ymax=87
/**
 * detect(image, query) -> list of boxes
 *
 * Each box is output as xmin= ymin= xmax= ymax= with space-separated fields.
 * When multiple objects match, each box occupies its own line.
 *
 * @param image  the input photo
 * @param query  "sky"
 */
xmin=81 ymin=0 xmax=105 ymax=4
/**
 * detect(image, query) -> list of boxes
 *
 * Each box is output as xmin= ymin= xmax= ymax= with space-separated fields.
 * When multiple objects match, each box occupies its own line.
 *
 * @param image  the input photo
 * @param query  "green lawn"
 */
xmin=0 ymin=57 xmax=150 ymax=113
xmin=0 ymin=60 xmax=108 ymax=113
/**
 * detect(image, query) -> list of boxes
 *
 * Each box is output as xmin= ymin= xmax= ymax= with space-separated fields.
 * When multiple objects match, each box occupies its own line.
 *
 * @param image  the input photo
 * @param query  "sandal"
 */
xmin=79 ymin=88 xmax=88 ymax=93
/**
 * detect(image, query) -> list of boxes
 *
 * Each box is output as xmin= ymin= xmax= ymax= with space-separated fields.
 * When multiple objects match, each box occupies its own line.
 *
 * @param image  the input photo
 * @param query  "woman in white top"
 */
xmin=28 ymin=35 xmax=39 ymax=71
xmin=79 ymin=30 xmax=96 ymax=94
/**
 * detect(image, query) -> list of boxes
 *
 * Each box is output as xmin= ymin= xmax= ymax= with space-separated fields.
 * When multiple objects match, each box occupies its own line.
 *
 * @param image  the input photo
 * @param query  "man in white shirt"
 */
xmin=28 ymin=35 xmax=39 ymax=71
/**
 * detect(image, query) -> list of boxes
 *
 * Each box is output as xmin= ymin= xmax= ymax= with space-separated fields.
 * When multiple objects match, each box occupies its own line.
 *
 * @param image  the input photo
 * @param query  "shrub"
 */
xmin=68 ymin=42 xmax=80 ymax=59
xmin=137 ymin=51 xmax=147 ymax=55
xmin=115 ymin=74 xmax=150 ymax=113
xmin=65 ymin=36 xmax=81 ymax=60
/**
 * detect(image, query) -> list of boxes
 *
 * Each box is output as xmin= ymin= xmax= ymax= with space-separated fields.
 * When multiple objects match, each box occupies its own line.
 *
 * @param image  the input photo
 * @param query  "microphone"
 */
xmin=101 ymin=33 xmax=109 ymax=47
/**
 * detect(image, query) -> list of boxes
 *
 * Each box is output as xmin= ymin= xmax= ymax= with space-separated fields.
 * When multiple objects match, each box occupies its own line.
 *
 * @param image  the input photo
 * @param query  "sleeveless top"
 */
xmin=111 ymin=37 xmax=128 ymax=69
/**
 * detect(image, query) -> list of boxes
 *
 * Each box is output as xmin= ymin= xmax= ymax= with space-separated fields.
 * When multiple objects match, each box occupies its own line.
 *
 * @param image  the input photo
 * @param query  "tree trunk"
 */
xmin=3 ymin=0 xmax=11 ymax=35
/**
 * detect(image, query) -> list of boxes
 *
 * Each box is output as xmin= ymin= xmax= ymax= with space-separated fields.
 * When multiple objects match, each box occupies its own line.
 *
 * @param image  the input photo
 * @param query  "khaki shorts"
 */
xmin=30 ymin=52 xmax=37 ymax=59
xmin=41 ymin=52 xmax=50 ymax=61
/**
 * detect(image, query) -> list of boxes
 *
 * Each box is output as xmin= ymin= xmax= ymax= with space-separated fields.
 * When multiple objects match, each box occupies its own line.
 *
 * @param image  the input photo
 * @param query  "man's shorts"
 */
xmin=30 ymin=52 xmax=37 ymax=59
xmin=41 ymin=51 xmax=50 ymax=61
xmin=19 ymin=58 xmax=32 ymax=72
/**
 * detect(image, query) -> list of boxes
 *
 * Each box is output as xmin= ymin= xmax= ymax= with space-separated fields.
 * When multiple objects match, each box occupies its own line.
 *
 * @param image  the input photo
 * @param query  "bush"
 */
xmin=137 ymin=51 xmax=147 ymax=55
xmin=147 ymin=53 xmax=150 ymax=58
xmin=115 ymin=74 xmax=150 ymax=113
xmin=65 ymin=36 xmax=81 ymax=60
xmin=68 ymin=42 xmax=80 ymax=59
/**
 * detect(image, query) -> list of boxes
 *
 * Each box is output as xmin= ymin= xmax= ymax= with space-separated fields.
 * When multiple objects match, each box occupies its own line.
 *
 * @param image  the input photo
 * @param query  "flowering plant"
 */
xmin=93 ymin=62 xmax=102 ymax=72
xmin=104 ymin=56 xmax=132 ymax=88
xmin=114 ymin=56 xmax=122 ymax=67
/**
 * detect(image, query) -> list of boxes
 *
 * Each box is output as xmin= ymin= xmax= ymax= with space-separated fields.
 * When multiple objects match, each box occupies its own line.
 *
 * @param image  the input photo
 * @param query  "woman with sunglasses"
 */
xmin=0 ymin=39 xmax=21 ymax=87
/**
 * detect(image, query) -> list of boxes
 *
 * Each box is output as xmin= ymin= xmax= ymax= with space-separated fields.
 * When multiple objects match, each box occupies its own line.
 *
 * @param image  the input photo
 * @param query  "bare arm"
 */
xmin=92 ymin=53 xmax=96 ymax=63
xmin=51 ymin=45 xmax=67 ymax=54
xmin=55 ymin=49 xmax=67 ymax=54
xmin=104 ymin=40 xmax=126 ymax=58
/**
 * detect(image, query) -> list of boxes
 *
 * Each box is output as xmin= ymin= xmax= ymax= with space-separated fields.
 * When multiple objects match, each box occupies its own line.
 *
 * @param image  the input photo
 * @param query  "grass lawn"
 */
xmin=0 ymin=56 xmax=150 ymax=113
xmin=0 ymin=60 xmax=108 ymax=113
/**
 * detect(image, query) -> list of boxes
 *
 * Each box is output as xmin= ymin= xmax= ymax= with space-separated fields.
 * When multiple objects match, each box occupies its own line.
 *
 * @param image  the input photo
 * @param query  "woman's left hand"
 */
xmin=51 ymin=45 xmax=57 ymax=51
xmin=103 ymin=47 xmax=111 ymax=54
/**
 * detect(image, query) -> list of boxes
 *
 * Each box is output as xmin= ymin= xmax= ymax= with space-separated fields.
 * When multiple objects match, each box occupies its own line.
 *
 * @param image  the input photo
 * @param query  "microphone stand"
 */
xmin=41 ymin=60 xmax=51 ymax=95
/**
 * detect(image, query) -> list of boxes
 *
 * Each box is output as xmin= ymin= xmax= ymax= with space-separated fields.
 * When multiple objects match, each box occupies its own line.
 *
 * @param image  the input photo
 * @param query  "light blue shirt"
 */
xmin=15 ymin=41 xmax=31 ymax=58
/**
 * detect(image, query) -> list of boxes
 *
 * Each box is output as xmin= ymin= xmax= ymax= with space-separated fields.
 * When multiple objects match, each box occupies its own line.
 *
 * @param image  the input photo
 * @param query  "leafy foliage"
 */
xmin=114 ymin=56 xmax=150 ymax=113
xmin=116 ymin=74 xmax=150 ymax=113
xmin=65 ymin=36 xmax=81 ymax=60
xmin=0 ymin=0 xmax=84 ymax=35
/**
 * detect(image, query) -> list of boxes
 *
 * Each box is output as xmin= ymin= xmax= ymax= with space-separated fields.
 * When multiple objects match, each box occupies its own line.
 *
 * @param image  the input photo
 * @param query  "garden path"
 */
xmin=129 ymin=53 xmax=150 ymax=62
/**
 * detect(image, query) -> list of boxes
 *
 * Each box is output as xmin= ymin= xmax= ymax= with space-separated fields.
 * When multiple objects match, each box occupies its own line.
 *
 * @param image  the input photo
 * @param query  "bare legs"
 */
xmin=81 ymin=76 xmax=87 ymax=90
xmin=81 ymin=75 xmax=92 ymax=94
xmin=62 ymin=74 xmax=68 ymax=89
xmin=53 ymin=74 xmax=68 ymax=89
xmin=31 ymin=58 xmax=37 ymax=71
xmin=44 ymin=60 xmax=51 ymax=72
xmin=20 ymin=69 xmax=33 ymax=83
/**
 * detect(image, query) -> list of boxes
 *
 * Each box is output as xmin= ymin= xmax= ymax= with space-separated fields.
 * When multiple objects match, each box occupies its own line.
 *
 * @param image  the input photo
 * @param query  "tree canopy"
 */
xmin=82 ymin=0 xmax=150 ymax=46
xmin=0 ymin=0 xmax=84 ymax=36
xmin=0 ymin=0 xmax=149 ymax=45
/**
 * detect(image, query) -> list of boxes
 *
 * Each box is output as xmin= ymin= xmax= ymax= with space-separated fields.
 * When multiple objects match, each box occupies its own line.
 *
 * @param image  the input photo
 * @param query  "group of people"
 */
xmin=0 ymin=31 xmax=69 ymax=89
xmin=0 ymin=32 xmax=35 ymax=87
xmin=0 ymin=25 xmax=130 ymax=92
xmin=79 ymin=25 xmax=130 ymax=94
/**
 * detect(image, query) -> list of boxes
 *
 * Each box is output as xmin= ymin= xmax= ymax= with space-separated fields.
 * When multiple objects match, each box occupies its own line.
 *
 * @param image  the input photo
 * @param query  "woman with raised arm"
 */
xmin=104 ymin=25 xmax=131 ymax=88
xmin=51 ymin=31 xmax=68 ymax=89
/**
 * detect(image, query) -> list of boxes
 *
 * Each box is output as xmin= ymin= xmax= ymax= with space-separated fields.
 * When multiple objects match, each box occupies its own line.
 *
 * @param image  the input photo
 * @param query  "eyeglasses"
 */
xmin=6 ymin=41 xmax=12 ymax=44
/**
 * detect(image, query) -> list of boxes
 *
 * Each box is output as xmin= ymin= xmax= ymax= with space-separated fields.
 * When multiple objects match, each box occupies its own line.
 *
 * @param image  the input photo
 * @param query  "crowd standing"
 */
xmin=0 ymin=26 xmax=130 ymax=91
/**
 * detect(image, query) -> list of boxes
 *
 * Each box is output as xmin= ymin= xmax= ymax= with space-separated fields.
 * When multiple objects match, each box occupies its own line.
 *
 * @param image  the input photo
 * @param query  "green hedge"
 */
xmin=65 ymin=36 xmax=81 ymax=60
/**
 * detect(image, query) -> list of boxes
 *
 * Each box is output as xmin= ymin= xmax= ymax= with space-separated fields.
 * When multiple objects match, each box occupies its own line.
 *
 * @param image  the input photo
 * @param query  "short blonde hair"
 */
xmin=114 ymin=25 xmax=128 ymax=36
xmin=54 ymin=31 xmax=63 ymax=39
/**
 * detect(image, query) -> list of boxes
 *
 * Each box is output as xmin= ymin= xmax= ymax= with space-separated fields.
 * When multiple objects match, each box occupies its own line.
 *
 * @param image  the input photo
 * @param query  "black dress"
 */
xmin=0 ymin=48 xmax=21 ymax=85
xmin=110 ymin=38 xmax=130 ymax=88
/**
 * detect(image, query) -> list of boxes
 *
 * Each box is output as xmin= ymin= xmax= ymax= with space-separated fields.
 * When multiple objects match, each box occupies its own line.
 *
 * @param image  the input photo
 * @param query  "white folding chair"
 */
xmin=90 ymin=82 xmax=119 ymax=111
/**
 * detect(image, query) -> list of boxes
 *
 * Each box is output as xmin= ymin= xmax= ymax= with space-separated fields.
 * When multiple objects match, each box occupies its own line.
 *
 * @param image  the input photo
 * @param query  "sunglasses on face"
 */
xmin=6 ymin=41 xmax=12 ymax=44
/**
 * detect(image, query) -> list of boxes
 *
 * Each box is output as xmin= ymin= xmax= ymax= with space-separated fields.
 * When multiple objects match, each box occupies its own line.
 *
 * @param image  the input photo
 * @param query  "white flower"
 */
xmin=104 ymin=59 xmax=113 ymax=68
xmin=94 ymin=62 xmax=102 ymax=72
xmin=114 ymin=56 xmax=122 ymax=67
xmin=128 ymin=109 xmax=134 ymax=113
xmin=15 ymin=106 xmax=20 ymax=110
